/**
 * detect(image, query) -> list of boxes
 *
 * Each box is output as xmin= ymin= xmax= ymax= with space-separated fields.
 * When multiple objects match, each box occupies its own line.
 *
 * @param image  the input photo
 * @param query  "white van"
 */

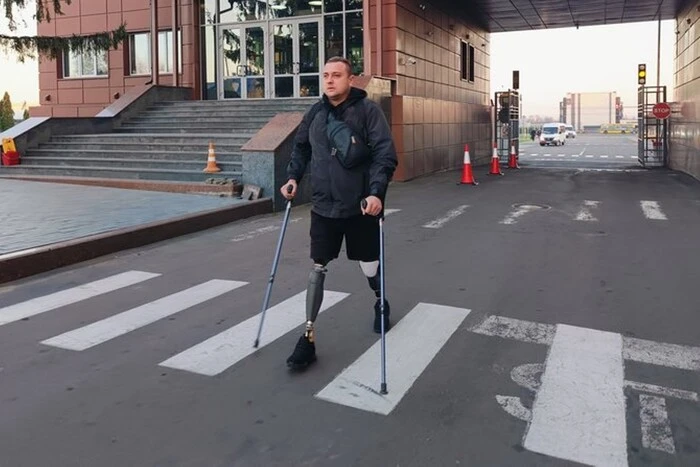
xmin=539 ymin=123 xmax=567 ymax=146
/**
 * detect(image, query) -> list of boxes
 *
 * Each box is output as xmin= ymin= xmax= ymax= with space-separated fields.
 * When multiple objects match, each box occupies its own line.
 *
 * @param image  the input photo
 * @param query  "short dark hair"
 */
xmin=325 ymin=56 xmax=352 ymax=75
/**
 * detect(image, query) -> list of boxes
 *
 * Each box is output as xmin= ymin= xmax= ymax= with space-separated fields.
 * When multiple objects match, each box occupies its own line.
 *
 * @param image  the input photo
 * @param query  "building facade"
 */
xmin=561 ymin=92 xmax=618 ymax=132
xmin=32 ymin=0 xmax=492 ymax=181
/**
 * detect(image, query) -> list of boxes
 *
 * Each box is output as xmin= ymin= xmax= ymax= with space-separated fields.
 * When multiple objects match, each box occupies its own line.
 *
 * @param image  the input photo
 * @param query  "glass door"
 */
xmin=271 ymin=19 xmax=321 ymax=98
xmin=220 ymin=23 xmax=267 ymax=99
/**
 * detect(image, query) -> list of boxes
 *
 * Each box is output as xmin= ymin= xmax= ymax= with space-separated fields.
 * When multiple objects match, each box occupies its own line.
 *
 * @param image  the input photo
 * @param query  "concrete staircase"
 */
xmin=1 ymin=99 xmax=314 ymax=182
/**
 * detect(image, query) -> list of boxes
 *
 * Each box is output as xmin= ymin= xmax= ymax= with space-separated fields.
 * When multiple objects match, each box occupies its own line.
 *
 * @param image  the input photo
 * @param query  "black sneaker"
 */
xmin=374 ymin=299 xmax=391 ymax=333
xmin=286 ymin=333 xmax=316 ymax=370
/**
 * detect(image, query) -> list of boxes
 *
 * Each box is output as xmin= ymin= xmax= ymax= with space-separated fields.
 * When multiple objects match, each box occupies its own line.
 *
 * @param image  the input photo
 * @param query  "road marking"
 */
xmin=630 ymin=156 xmax=637 ymax=159
xmin=500 ymin=204 xmax=543 ymax=225
xmin=422 ymin=205 xmax=469 ymax=229
xmin=615 ymin=156 xmax=624 ymax=159
xmin=640 ymin=200 xmax=667 ymax=220
xmin=159 ymin=290 xmax=349 ymax=376
xmin=578 ymin=148 xmax=586 ymax=156
xmin=41 ymin=280 xmax=247 ymax=351
xmin=585 ymin=155 xmax=594 ymax=158
xmin=496 ymin=395 xmax=530 ymax=421
xmin=623 ymin=336 xmax=700 ymax=370
xmin=640 ymin=394 xmax=675 ymax=454
xmin=524 ymin=324 xmax=627 ymax=467
xmin=469 ymin=315 xmax=554 ymax=345
xmin=571 ymin=154 xmax=579 ymax=158
xmin=470 ymin=314 xmax=700 ymax=371
xmin=530 ymin=153 xmax=538 ymax=156
xmin=557 ymin=154 xmax=565 ymax=157
xmin=625 ymin=381 xmax=698 ymax=401
xmin=0 ymin=271 xmax=161 ymax=327
xmin=600 ymin=155 xmax=609 ymax=158
xmin=575 ymin=200 xmax=600 ymax=221
xmin=542 ymin=153 xmax=551 ymax=157
xmin=231 ymin=218 xmax=301 ymax=242
xmin=315 ymin=303 xmax=470 ymax=415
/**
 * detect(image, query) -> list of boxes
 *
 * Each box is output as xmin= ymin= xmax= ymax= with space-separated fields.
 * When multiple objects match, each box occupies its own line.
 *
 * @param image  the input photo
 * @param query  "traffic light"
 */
xmin=638 ymin=64 xmax=647 ymax=85
xmin=498 ymin=106 xmax=509 ymax=124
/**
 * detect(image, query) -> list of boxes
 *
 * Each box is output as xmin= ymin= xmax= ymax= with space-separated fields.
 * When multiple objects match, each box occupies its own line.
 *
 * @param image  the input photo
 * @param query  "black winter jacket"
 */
xmin=286 ymin=87 xmax=398 ymax=218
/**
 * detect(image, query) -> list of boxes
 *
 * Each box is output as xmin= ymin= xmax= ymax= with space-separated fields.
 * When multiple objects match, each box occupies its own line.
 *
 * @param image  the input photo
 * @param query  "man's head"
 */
xmin=323 ymin=56 xmax=353 ymax=105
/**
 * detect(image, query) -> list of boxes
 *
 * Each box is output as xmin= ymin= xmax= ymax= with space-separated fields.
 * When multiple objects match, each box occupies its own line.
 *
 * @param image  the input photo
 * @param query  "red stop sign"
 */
xmin=652 ymin=102 xmax=671 ymax=119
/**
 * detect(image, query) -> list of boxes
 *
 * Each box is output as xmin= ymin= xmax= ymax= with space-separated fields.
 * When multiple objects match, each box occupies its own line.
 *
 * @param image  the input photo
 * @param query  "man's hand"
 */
xmin=280 ymin=180 xmax=297 ymax=200
xmin=361 ymin=196 xmax=383 ymax=216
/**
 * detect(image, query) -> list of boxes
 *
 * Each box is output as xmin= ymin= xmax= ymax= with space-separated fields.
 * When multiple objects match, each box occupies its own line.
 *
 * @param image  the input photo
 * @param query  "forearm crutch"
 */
xmin=254 ymin=186 xmax=294 ymax=348
xmin=362 ymin=199 xmax=388 ymax=395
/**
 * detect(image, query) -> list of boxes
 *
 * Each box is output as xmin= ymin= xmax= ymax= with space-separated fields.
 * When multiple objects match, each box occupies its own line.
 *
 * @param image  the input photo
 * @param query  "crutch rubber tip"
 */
xmin=380 ymin=384 xmax=388 ymax=395
xmin=253 ymin=339 xmax=259 ymax=348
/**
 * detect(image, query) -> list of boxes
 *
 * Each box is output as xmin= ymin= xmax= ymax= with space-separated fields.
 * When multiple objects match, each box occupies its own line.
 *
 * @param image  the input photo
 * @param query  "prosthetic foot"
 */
xmin=286 ymin=263 xmax=325 ymax=370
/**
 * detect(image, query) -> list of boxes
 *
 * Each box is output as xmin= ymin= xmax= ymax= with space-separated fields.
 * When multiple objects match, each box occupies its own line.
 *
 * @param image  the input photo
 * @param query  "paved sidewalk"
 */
xmin=0 ymin=179 xmax=245 ymax=255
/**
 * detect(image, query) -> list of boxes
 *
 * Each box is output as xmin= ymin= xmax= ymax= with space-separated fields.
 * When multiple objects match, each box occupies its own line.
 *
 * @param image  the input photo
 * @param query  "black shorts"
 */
xmin=310 ymin=211 xmax=379 ymax=262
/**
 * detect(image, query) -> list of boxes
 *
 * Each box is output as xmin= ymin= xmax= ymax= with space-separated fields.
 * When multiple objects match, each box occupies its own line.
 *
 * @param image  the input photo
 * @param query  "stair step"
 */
xmin=26 ymin=148 xmax=242 ymax=162
xmin=127 ymin=116 xmax=273 ymax=123
xmin=0 ymin=165 xmax=242 ymax=182
xmin=18 ymin=156 xmax=241 ymax=171
xmin=116 ymin=122 xmax=265 ymax=130
xmin=38 ymin=142 xmax=244 ymax=152
xmin=50 ymin=134 xmax=254 ymax=145
xmin=140 ymin=109 xmax=303 ymax=117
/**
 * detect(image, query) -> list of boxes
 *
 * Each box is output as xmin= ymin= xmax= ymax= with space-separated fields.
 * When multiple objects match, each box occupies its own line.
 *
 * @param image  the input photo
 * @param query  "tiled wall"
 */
xmin=370 ymin=0 xmax=491 ymax=181
xmin=671 ymin=1 xmax=700 ymax=180
xmin=32 ymin=0 xmax=198 ymax=117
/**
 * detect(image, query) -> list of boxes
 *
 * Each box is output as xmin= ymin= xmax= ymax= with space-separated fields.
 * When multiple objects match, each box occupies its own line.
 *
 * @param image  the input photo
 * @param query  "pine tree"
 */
xmin=0 ymin=0 xmax=126 ymax=62
xmin=0 ymin=92 xmax=15 ymax=131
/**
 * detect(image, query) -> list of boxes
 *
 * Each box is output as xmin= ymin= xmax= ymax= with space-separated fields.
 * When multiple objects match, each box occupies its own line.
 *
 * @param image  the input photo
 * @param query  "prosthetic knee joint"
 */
xmin=305 ymin=262 xmax=327 ymax=340
xmin=360 ymin=261 xmax=381 ymax=298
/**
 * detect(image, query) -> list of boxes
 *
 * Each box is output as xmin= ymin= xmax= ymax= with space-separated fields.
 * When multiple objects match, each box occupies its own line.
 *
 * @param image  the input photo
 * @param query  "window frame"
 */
xmin=127 ymin=29 xmax=183 ymax=76
xmin=460 ymin=40 xmax=475 ymax=83
xmin=62 ymin=48 xmax=108 ymax=79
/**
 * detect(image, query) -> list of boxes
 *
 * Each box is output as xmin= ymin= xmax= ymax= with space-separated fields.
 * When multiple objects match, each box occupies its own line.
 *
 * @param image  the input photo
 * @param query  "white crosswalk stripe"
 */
xmin=41 ymin=280 xmax=247 ymax=351
xmin=0 ymin=271 xmax=161 ymax=326
xmin=315 ymin=302 xmax=471 ymax=415
xmin=159 ymin=290 xmax=349 ymax=376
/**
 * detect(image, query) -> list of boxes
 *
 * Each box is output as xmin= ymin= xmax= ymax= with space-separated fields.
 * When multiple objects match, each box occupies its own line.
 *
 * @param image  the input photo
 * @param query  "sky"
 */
xmin=0 ymin=1 xmax=39 ymax=118
xmin=489 ymin=20 xmax=676 ymax=120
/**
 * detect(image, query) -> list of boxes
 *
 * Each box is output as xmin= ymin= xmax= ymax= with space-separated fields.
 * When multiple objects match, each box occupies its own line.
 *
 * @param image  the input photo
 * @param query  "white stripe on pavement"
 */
xmin=41 ymin=280 xmax=247 ymax=351
xmin=315 ymin=303 xmax=471 ymax=415
xmin=159 ymin=290 xmax=349 ymax=376
xmin=585 ymin=155 xmax=594 ymax=158
xmin=524 ymin=324 xmax=627 ymax=467
xmin=0 ymin=271 xmax=161 ymax=326
xmin=640 ymin=394 xmax=676 ymax=454
xmin=468 ymin=315 xmax=554 ymax=345
xmin=470 ymin=314 xmax=700 ymax=371
xmin=500 ymin=204 xmax=542 ymax=225
xmin=640 ymin=200 xmax=667 ymax=220
xmin=575 ymin=200 xmax=600 ymax=221
xmin=623 ymin=336 xmax=700 ymax=370
xmin=625 ymin=380 xmax=698 ymax=401
xmin=600 ymin=155 xmax=609 ymax=158
xmin=231 ymin=219 xmax=301 ymax=242
xmin=615 ymin=155 xmax=624 ymax=159
xmin=422 ymin=205 xmax=469 ymax=229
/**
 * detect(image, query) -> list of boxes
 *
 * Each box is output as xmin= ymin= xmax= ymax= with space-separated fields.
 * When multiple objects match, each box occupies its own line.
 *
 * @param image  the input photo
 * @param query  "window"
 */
xmin=63 ymin=48 xmax=108 ymax=78
xmin=460 ymin=41 xmax=474 ymax=82
xmin=129 ymin=30 xmax=182 ymax=75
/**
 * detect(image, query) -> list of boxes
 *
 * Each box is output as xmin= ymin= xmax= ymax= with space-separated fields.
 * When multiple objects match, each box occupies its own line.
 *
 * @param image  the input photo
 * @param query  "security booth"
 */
xmin=495 ymin=90 xmax=520 ymax=164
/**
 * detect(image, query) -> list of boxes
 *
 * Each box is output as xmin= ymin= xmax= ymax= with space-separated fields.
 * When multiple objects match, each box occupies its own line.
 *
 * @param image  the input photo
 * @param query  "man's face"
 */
xmin=323 ymin=61 xmax=353 ymax=100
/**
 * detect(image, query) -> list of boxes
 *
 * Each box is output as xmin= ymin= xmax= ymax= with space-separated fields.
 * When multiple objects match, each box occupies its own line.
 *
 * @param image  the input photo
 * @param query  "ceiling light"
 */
xmin=309 ymin=0 xmax=323 ymax=5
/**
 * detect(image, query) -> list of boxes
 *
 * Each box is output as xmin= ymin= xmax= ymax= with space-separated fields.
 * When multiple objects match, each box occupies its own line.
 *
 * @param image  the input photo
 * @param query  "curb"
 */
xmin=0 ymin=198 xmax=272 ymax=285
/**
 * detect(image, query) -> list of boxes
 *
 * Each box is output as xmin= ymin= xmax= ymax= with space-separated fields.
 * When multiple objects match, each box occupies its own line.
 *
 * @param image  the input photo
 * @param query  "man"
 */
xmin=280 ymin=56 xmax=398 ymax=370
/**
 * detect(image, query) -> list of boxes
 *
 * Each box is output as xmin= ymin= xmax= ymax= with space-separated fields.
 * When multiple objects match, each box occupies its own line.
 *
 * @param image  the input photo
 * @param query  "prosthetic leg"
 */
xmin=304 ymin=263 xmax=327 ymax=341
xmin=360 ymin=261 xmax=391 ymax=333
xmin=287 ymin=262 xmax=326 ymax=369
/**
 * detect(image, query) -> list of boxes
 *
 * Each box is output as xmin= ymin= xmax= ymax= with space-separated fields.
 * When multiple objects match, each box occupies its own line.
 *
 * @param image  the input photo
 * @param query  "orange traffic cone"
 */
xmin=488 ymin=143 xmax=503 ymax=176
xmin=459 ymin=144 xmax=478 ymax=185
xmin=507 ymin=144 xmax=519 ymax=169
xmin=203 ymin=141 xmax=221 ymax=173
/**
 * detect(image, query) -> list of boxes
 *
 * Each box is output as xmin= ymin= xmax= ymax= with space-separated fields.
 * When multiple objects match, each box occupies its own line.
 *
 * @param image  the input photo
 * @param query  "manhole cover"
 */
xmin=511 ymin=203 xmax=551 ymax=210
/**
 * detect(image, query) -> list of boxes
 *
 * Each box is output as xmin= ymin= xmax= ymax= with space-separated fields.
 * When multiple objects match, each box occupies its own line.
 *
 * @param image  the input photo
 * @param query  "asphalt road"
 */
xmin=1 ymin=141 xmax=699 ymax=466
xmin=519 ymin=133 xmax=641 ymax=170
